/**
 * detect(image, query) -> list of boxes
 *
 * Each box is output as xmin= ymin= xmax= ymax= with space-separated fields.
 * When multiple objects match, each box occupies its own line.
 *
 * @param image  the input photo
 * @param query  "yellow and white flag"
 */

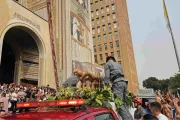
xmin=163 ymin=0 xmax=170 ymax=32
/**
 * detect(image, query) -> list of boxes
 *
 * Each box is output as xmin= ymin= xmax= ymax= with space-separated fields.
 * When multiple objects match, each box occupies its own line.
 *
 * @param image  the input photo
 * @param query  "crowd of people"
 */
xmin=0 ymin=82 xmax=179 ymax=120
xmin=132 ymin=90 xmax=180 ymax=120
xmin=0 ymin=83 xmax=56 ymax=114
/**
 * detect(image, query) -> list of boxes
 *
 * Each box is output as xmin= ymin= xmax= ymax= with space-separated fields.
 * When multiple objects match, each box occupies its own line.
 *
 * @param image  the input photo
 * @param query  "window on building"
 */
xmin=96 ymin=18 xmax=100 ymax=24
xmin=97 ymin=26 xmax=100 ymax=33
xmin=94 ymin=46 xmax=96 ymax=52
xmin=109 ymin=32 xmax=112 ymax=39
xmin=104 ymin=43 xmax=108 ymax=50
xmin=95 ymin=1 xmax=98 ymax=6
xmin=113 ymin=13 xmax=116 ymax=19
xmin=92 ymin=19 xmax=94 ymax=25
xmin=108 ymin=23 xmax=111 ymax=30
xmin=91 ymin=11 xmax=94 ymax=17
xmin=106 ymin=6 xmax=109 ymax=12
xmin=103 ymin=34 xmax=107 ymax=40
xmin=102 ymin=25 xmax=106 ymax=31
xmin=100 ymin=54 xmax=103 ymax=60
xmin=96 ymin=9 xmax=99 ymax=16
xmin=94 ymin=55 xmax=97 ymax=63
xmin=95 ymin=113 xmax=115 ymax=120
xmin=117 ymin=51 xmax=120 ymax=58
xmin=111 ymin=52 xmax=114 ymax=57
xmin=110 ymin=42 xmax=113 ymax=48
xmin=96 ymin=1 xmax=99 ymax=7
xmin=100 ymin=0 xmax=103 ymax=4
xmin=92 ymin=28 xmax=95 ymax=34
xmin=101 ymin=7 xmax=104 ymax=14
xmin=102 ymin=16 xmax=105 ymax=22
xmin=98 ymin=35 xmax=101 ymax=42
xmin=112 ymin=4 xmax=115 ymax=10
xmin=93 ymin=37 xmax=96 ymax=43
xmin=99 ymin=44 xmax=102 ymax=51
xmin=90 ymin=2 xmax=93 ymax=6
xmin=105 ymin=53 xmax=108 ymax=57
xmin=107 ymin=14 xmax=110 ymax=21
xmin=114 ymin=22 xmax=117 ymax=28
xmin=114 ymin=31 xmax=118 ymax=37
xmin=115 ymin=40 xmax=119 ymax=47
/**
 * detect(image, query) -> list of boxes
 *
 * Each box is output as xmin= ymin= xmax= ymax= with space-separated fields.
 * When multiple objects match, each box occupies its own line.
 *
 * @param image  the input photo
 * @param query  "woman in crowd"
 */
xmin=0 ymin=83 xmax=56 ymax=113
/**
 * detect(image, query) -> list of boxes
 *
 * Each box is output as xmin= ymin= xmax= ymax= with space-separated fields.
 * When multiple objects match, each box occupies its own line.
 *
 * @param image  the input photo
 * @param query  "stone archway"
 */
xmin=0 ymin=24 xmax=45 ymax=86
xmin=0 ymin=41 xmax=16 ymax=84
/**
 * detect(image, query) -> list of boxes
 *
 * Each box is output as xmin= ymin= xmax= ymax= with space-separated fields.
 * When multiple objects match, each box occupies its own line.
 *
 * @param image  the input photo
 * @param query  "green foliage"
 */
xmin=160 ymin=79 xmax=170 ymax=92
xmin=47 ymin=86 xmax=134 ymax=110
xmin=114 ymin=97 xmax=122 ymax=109
xmin=126 ymin=91 xmax=134 ymax=108
xmin=52 ymin=86 xmax=114 ymax=108
xmin=47 ymin=95 xmax=56 ymax=100
xmin=143 ymin=77 xmax=169 ymax=91
xmin=169 ymin=74 xmax=180 ymax=91
xmin=143 ymin=73 xmax=180 ymax=92
xmin=143 ymin=77 xmax=159 ymax=90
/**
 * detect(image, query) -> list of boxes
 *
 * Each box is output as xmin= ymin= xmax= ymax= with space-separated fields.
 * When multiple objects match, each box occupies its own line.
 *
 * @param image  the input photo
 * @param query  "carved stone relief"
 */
xmin=27 ymin=0 xmax=47 ymax=11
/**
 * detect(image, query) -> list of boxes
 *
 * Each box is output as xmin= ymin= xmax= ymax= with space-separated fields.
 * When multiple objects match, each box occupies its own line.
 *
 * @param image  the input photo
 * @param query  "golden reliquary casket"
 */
xmin=77 ymin=73 xmax=104 ymax=89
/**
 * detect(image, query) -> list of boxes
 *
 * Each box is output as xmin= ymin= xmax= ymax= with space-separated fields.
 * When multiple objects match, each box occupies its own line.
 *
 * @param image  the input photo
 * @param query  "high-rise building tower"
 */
xmin=90 ymin=0 xmax=138 ymax=93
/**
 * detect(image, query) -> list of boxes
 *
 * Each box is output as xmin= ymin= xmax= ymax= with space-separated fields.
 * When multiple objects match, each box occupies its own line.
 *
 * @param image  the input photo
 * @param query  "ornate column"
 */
xmin=14 ymin=61 xmax=20 ymax=84
xmin=62 ymin=0 xmax=72 ymax=82
xmin=54 ymin=0 xmax=71 ymax=84
xmin=14 ymin=59 xmax=22 ymax=85
xmin=39 ymin=54 xmax=44 ymax=86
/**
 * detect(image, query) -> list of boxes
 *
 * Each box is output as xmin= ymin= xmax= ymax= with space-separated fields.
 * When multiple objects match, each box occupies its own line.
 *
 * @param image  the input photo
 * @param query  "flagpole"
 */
xmin=164 ymin=0 xmax=180 ymax=72
xmin=169 ymin=21 xmax=180 ymax=72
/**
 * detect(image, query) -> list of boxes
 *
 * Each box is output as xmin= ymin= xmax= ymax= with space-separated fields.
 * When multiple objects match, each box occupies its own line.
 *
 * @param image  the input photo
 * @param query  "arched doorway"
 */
xmin=0 ymin=26 xmax=44 ymax=86
xmin=0 ymin=42 xmax=15 ymax=84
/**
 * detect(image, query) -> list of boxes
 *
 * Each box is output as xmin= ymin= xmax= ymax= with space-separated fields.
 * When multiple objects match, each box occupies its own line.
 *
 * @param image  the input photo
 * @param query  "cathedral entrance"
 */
xmin=0 ymin=42 xmax=15 ymax=84
xmin=0 ymin=26 xmax=44 ymax=86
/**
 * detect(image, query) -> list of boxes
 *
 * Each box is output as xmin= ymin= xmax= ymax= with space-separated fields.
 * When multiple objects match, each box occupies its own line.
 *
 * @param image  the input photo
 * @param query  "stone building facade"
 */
xmin=0 ymin=0 xmax=94 ymax=88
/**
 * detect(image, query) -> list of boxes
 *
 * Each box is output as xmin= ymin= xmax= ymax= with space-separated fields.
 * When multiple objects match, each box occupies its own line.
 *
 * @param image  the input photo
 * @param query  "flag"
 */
xmin=163 ymin=0 xmax=170 ymax=32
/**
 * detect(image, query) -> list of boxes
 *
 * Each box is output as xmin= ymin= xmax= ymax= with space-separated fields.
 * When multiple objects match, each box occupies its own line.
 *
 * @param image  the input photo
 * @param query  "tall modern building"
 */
xmin=90 ymin=0 xmax=139 ymax=93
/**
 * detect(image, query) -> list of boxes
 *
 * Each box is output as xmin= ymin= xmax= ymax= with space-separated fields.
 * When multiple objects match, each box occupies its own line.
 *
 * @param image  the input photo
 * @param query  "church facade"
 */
xmin=0 ymin=0 xmax=94 ymax=88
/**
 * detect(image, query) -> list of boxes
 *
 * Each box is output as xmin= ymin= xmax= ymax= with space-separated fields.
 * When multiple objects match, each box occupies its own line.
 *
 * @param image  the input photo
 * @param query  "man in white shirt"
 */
xmin=17 ymin=88 xmax=26 ymax=102
xmin=11 ymin=90 xmax=18 ymax=113
xmin=150 ymin=102 xmax=168 ymax=120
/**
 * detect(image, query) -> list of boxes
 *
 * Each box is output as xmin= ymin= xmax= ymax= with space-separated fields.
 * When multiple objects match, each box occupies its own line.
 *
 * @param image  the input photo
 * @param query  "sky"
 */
xmin=126 ymin=0 xmax=180 ymax=87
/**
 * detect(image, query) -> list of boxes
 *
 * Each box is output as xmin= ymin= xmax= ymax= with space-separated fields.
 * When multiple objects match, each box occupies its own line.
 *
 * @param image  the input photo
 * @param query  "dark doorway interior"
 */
xmin=0 ymin=42 xmax=15 ymax=84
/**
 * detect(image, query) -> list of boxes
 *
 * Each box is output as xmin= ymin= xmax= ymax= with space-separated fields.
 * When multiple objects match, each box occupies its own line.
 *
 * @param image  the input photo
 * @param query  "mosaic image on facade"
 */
xmin=71 ymin=14 xmax=89 ymax=45
xmin=76 ymin=0 xmax=89 ymax=12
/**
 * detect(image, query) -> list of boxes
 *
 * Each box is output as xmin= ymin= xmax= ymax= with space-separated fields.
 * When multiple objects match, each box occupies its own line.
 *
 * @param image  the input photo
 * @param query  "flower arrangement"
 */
xmin=47 ymin=86 xmax=134 ymax=110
